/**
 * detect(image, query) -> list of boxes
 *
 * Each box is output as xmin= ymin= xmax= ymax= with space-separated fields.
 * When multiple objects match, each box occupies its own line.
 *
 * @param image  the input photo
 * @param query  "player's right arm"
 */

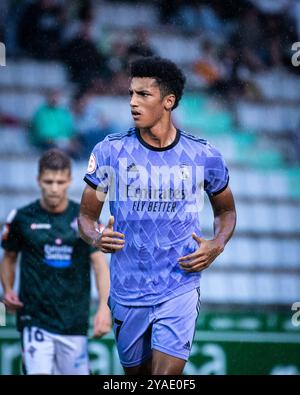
xmin=1 ymin=209 xmax=24 ymax=310
xmin=78 ymin=185 xmax=125 ymax=253
xmin=0 ymin=251 xmax=23 ymax=310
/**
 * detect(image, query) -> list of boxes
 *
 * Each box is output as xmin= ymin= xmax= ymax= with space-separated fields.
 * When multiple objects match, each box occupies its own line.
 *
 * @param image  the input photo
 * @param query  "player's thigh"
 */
xmin=54 ymin=335 xmax=89 ymax=375
xmin=110 ymin=298 xmax=152 ymax=370
xmin=152 ymin=349 xmax=186 ymax=375
xmin=152 ymin=287 xmax=201 ymax=372
xmin=123 ymin=356 xmax=152 ymax=375
xmin=22 ymin=326 xmax=55 ymax=375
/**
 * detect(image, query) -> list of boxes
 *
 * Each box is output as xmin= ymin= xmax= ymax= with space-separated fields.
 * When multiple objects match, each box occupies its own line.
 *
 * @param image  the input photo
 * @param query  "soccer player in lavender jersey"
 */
xmin=78 ymin=56 xmax=236 ymax=375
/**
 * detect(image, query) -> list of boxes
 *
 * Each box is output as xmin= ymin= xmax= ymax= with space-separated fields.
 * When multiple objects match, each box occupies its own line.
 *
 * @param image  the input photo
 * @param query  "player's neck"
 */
xmin=40 ymin=198 xmax=69 ymax=214
xmin=140 ymin=122 xmax=177 ymax=148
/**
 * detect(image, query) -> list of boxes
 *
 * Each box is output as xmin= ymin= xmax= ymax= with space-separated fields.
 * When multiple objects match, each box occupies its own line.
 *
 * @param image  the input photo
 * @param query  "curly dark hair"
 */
xmin=38 ymin=149 xmax=71 ymax=176
xmin=129 ymin=56 xmax=186 ymax=110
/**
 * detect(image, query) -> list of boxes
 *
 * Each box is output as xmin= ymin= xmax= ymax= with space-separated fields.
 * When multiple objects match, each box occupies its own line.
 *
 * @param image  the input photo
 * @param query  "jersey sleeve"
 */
xmin=83 ymin=138 xmax=111 ymax=193
xmin=204 ymin=143 xmax=229 ymax=197
xmin=1 ymin=209 xmax=23 ymax=252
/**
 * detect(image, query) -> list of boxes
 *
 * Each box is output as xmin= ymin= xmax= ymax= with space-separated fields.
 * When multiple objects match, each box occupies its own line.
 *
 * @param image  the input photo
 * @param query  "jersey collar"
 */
xmin=135 ymin=128 xmax=181 ymax=152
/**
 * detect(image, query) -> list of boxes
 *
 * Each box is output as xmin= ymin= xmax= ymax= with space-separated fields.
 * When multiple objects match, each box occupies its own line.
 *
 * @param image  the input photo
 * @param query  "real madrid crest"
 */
xmin=179 ymin=164 xmax=190 ymax=180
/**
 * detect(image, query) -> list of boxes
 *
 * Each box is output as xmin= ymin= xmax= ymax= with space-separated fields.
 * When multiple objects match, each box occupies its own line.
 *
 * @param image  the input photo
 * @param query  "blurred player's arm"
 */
xmin=78 ymin=185 xmax=125 ymax=253
xmin=178 ymin=186 xmax=236 ymax=272
xmin=0 ymin=251 xmax=24 ymax=310
xmin=90 ymin=251 xmax=112 ymax=338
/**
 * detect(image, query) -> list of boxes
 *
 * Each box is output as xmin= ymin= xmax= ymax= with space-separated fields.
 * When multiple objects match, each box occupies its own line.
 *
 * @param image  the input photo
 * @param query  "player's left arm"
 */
xmin=90 ymin=251 xmax=112 ymax=338
xmin=178 ymin=186 xmax=236 ymax=272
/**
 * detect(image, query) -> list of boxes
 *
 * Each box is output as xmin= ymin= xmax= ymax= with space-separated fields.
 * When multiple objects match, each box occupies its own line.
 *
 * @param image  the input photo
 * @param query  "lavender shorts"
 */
xmin=109 ymin=287 xmax=201 ymax=367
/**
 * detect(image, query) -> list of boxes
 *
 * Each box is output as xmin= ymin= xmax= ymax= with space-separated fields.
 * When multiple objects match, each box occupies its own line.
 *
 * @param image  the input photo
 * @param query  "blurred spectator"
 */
xmin=3 ymin=0 xmax=24 ymax=56
xmin=77 ymin=0 xmax=94 ymax=23
xmin=250 ymin=0 xmax=290 ymax=14
xmin=106 ymin=37 xmax=130 ymax=95
xmin=290 ymin=0 xmax=300 ymax=41
xmin=29 ymin=89 xmax=77 ymax=156
xmin=107 ymin=29 xmax=156 ymax=95
xmin=193 ymin=40 xmax=225 ymax=87
xmin=211 ymin=0 xmax=245 ymax=20
xmin=61 ymin=22 xmax=111 ymax=91
xmin=127 ymin=27 xmax=155 ymax=62
xmin=0 ymin=0 xmax=8 ymax=43
xmin=72 ymin=91 xmax=117 ymax=158
xmin=233 ymin=7 xmax=268 ymax=71
xmin=172 ymin=0 xmax=224 ymax=37
xmin=62 ymin=0 xmax=97 ymax=43
xmin=157 ymin=0 xmax=183 ymax=25
xmin=107 ymin=38 xmax=129 ymax=76
xmin=192 ymin=40 xmax=245 ymax=98
xmin=17 ymin=0 xmax=65 ymax=59
xmin=263 ymin=15 xmax=286 ymax=67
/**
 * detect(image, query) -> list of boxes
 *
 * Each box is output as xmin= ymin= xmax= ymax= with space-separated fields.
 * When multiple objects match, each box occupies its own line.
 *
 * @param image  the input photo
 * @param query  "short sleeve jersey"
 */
xmin=84 ymin=128 xmax=229 ymax=306
xmin=1 ymin=200 xmax=95 ymax=335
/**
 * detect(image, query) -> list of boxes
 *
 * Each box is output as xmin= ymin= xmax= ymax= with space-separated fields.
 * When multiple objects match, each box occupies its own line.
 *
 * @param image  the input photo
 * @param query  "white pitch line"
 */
xmin=1 ymin=330 xmax=300 ymax=343
xmin=194 ymin=331 xmax=300 ymax=343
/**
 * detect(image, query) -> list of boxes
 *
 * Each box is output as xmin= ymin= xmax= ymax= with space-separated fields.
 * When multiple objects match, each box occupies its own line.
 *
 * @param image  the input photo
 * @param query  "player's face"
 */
xmin=38 ymin=169 xmax=71 ymax=208
xmin=129 ymin=77 xmax=171 ymax=129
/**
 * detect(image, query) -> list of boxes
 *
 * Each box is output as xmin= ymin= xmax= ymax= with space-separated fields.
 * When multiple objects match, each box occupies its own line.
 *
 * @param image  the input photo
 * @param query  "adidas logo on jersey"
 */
xmin=127 ymin=163 xmax=138 ymax=172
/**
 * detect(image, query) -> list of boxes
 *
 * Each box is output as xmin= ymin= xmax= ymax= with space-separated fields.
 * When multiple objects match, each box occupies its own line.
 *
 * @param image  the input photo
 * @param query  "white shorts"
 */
xmin=22 ymin=326 xmax=89 ymax=375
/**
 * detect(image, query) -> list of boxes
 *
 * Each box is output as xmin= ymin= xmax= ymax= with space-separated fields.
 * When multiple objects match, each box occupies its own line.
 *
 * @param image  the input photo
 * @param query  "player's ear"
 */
xmin=37 ymin=169 xmax=45 ymax=186
xmin=64 ymin=169 xmax=72 ymax=185
xmin=164 ymin=94 xmax=176 ymax=111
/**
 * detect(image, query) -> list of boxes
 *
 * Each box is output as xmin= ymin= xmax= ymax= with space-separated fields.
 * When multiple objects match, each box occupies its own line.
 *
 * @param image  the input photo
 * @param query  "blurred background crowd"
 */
xmin=1 ymin=0 xmax=300 ymax=158
xmin=0 ymin=0 xmax=300 ymax=375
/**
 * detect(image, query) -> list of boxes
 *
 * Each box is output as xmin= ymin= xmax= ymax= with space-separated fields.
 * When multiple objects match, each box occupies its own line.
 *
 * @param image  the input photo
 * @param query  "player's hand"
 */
xmin=3 ymin=290 xmax=24 ymax=311
xmin=177 ymin=233 xmax=224 ymax=272
xmin=93 ymin=303 xmax=112 ymax=338
xmin=94 ymin=216 xmax=125 ymax=253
